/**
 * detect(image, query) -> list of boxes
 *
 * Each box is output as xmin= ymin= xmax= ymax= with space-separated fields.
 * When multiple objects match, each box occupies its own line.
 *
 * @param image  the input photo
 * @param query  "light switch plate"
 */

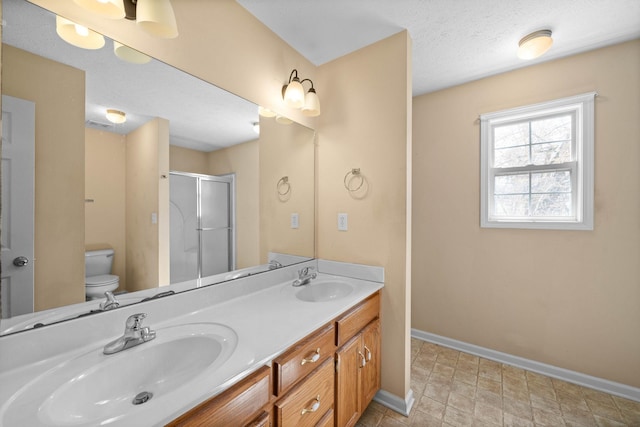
xmin=291 ymin=213 xmax=299 ymax=229
xmin=338 ymin=213 xmax=348 ymax=231
xmin=151 ymin=212 xmax=158 ymax=224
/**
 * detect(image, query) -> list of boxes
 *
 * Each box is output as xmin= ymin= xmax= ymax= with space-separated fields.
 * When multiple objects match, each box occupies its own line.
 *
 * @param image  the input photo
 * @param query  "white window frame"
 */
xmin=480 ymin=92 xmax=596 ymax=230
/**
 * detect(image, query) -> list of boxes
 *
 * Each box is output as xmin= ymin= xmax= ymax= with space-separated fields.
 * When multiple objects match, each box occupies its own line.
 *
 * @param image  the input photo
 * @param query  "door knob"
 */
xmin=13 ymin=256 xmax=29 ymax=267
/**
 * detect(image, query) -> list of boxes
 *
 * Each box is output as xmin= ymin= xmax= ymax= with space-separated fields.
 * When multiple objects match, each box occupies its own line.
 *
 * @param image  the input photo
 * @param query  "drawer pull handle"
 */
xmin=301 ymin=395 xmax=321 ymax=415
xmin=364 ymin=345 xmax=372 ymax=362
xmin=358 ymin=350 xmax=366 ymax=368
xmin=301 ymin=348 xmax=321 ymax=365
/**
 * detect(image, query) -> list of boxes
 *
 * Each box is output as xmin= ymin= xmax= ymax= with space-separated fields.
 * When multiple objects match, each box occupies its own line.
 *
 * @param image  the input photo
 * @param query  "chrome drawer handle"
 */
xmin=358 ymin=350 xmax=366 ymax=368
xmin=301 ymin=348 xmax=321 ymax=365
xmin=301 ymin=395 xmax=321 ymax=415
xmin=364 ymin=345 xmax=372 ymax=362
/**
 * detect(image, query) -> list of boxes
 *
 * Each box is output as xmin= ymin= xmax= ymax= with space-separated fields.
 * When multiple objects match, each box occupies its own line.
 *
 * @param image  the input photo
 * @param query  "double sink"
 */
xmin=0 ymin=273 xmax=358 ymax=426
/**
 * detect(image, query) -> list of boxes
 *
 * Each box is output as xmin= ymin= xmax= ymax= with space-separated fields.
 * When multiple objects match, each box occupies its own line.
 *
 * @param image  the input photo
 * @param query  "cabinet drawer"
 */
xmin=167 ymin=365 xmax=271 ymax=427
xmin=315 ymin=408 xmax=334 ymax=427
xmin=245 ymin=410 xmax=270 ymax=427
xmin=273 ymin=323 xmax=335 ymax=396
xmin=336 ymin=292 xmax=380 ymax=347
xmin=275 ymin=358 xmax=334 ymax=427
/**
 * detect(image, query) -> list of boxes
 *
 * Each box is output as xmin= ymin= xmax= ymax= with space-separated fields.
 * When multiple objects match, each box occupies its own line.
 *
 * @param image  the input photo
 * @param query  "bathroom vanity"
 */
xmin=169 ymin=292 xmax=380 ymax=426
xmin=0 ymin=260 xmax=383 ymax=427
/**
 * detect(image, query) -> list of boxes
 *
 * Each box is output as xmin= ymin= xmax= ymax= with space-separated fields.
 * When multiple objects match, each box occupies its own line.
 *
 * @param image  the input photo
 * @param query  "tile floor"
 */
xmin=356 ymin=338 xmax=640 ymax=427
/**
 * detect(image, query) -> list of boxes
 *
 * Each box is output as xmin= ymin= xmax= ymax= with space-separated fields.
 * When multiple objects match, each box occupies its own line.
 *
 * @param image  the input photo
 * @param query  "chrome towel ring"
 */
xmin=277 ymin=176 xmax=291 ymax=196
xmin=344 ymin=168 xmax=364 ymax=192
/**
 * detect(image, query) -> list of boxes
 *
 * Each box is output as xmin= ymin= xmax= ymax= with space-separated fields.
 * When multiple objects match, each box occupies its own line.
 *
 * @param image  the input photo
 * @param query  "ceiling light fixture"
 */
xmin=55 ymin=15 xmax=105 ymax=49
xmin=282 ymin=69 xmax=321 ymax=117
xmin=517 ymin=29 xmax=553 ymax=60
xmin=106 ymin=109 xmax=126 ymax=124
xmin=73 ymin=0 xmax=179 ymax=39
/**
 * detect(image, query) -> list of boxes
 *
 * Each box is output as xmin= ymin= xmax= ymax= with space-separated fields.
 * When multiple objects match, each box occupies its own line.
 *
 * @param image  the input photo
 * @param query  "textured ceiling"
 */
xmin=237 ymin=0 xmax=640 ymax=95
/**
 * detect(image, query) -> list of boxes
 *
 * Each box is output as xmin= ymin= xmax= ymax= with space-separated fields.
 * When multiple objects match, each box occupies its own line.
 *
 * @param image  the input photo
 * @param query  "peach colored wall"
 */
xmin=412 ymin=40 xmax=640 ymax=388
xmin=169 ymin=145 xmax=209 ymax=175
xmin=2 ymin=45 xmax=85 ymax=310
xmin=85 ymin=128 xmax=126 ymax=291
xmin=316 ymin=31 xmax=413 ymax=400
xmin=125 ymin=118 xmax=170 ymax=292
xmin=259 ymin=119 xmax=315 ymax=262
xmin=208 ymin=140 xmax=260 ymax=269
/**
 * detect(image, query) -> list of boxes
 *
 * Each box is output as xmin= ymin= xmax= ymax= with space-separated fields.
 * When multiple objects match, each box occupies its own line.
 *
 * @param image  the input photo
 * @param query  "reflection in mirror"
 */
xmin=0 ymin=0 xmax=315 ymax=335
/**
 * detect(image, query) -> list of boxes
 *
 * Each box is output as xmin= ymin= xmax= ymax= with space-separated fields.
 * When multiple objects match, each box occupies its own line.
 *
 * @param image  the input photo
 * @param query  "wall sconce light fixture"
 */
xmin=56 ymin=15 xmax=105 ymax=49
xmin=106 ymin=109 xmax=127 ymax=124
xmin=72 ymin=0 xmax=179 ymax=39
xmin=282 ymin=69 xmax=321 ymax=117
xmin=113 ymin=40 xmax=152 ymax=64
xmin=517 ymin=29 xmax=553 ymax=60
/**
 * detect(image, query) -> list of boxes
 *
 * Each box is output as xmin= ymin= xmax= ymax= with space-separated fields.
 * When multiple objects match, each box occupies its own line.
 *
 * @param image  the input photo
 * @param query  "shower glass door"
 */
xmin=170 ymin=172 xmax=235 ymax=283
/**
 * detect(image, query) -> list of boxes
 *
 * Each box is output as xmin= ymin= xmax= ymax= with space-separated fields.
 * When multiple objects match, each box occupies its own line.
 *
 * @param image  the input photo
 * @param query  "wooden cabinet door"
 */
xmin=360 ymin=319 xmax=381 ymax=410
xmin=335 ymin=335 xmax=362 ymax=427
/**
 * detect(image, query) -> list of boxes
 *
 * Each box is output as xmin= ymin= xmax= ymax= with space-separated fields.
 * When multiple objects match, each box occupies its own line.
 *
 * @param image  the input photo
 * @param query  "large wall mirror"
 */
xmin=0 ymin=0 xmax=315 ymax=335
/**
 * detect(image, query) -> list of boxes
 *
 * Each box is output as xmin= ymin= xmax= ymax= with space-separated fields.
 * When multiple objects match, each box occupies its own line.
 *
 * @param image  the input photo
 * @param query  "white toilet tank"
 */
xmin=85 ymin=249 xmax=115 ymax=277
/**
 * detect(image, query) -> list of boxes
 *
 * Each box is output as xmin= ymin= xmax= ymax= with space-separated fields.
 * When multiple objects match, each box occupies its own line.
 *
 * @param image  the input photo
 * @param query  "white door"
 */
xmin=1 ymin=95 xmax=35 ymax=318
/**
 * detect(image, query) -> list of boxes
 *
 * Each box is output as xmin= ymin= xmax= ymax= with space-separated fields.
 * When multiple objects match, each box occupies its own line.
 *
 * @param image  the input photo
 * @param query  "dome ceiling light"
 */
xmin=517 ymin=29 xmax=553 ymax=60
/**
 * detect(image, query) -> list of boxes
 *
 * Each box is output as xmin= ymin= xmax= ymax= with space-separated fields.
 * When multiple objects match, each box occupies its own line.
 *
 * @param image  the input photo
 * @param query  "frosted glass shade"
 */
xmin=73 ymin=0 xmax=125 ymax=19
xmin=56 ymin=16 xmax=105 ymax=50
xmin=302 ymin=90 xmax=321 ymax=117
xmin=283 ymin=80 xmax=305 ymax=109
xmin=275 ymin=115 xmax=293 ymax=125
xmin=106 ymin=109 xmax=126 ymax=124
xmin=517 ymin=30 xmax=553 ymax=60
xmin=258 ymin=106 xmax=277 ymax=118
xmin=114 ymin=41 xmax=152 ymax=64
xmin=136 ymin=0 xmax=179 ymax=39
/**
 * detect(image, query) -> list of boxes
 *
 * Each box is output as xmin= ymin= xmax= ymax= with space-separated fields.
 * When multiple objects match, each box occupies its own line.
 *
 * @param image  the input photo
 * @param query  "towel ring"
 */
xmin=277 ymin=176 xmax=291 ymax=196
xmin=344 ymin=168 xmax=364 ymax=192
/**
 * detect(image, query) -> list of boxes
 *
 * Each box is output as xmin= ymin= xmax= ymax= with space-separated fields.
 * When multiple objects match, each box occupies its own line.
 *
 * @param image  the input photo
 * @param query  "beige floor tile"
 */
xmin=360 ymin=340 xmax=640 ymax=427
xmin=416 ymin=395 xmax=446 ymax=420
xmin=448 ymin=392 xmax=475 ymax=414
xmin=444 ymin=405 xmax=474 ymax=427
xmin=503 ymin=411 xmax=535 ymax=427
xmin=474 ymin=401 xmax=503 ymax=425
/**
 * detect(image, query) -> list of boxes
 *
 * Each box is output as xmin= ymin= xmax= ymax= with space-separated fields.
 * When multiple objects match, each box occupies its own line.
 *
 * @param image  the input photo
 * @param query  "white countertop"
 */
xmin=0 ymin=260 xmax=383 ymax=427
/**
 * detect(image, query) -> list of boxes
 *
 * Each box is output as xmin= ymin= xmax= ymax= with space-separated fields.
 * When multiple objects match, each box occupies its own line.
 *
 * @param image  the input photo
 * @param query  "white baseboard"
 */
xmin=373 ymin=388 xmax=415 ymax=416
xmin=412 ymin=328 xmax=640 ymax=403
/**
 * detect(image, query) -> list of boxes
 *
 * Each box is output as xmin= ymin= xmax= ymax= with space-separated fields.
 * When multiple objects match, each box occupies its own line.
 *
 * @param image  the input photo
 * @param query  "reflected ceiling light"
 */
xmin=252 ymin=122 xmax=260 ymax=134
xmin=106 ymin=109 xmax=126 ymax=124
xmin=73 ymin=0 xmax=179 ymax=39
xmin=517 ymin=29 xmax=553 ymax=60
xmin=275 ymin=115 xmax=293 ymax=125
xmin=282 ymin=69 xmax=321 ymax=116
xmin=113 ymin=40 xmax=152 ymax=64
xmin=258 ymin=106 xmax=277 ymax=118
xmin=136 ymin=0 xmax=179 ymax=39
xmin=55 ymin=16 xmax=105 ymax=49
xmin=73 ymin=0 xmax=125 ymax=19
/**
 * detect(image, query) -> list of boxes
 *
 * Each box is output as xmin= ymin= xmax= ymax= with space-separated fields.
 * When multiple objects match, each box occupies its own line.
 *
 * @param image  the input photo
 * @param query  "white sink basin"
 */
xmin=0 ymin=322 xmax=237 ymax=426
xmin=295 ymin=279 xmax=354 ymax=302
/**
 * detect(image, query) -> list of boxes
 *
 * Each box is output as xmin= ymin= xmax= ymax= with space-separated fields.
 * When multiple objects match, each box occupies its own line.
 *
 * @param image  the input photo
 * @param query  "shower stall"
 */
xmin=169 ymin=171 xmax=235 ymax=283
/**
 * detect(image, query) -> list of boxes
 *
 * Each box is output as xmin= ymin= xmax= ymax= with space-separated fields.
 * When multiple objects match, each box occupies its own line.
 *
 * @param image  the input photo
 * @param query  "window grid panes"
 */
xmin=480 ymin=92 xmax=595 ymax=230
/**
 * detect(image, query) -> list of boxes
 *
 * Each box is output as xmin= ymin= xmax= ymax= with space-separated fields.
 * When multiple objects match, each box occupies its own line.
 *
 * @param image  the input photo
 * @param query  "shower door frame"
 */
xmin=169 ymin=171 xmax=236 ymax=281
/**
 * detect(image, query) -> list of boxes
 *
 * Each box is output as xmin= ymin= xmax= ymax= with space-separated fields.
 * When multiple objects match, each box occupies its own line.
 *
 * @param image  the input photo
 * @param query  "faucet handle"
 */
xmin=125 ymin=313 xmax=147 ymax=331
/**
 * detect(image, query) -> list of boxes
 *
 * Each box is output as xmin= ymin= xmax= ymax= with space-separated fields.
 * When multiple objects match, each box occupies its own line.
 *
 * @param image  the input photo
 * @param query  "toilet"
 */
xmin=85 ymin=249 xmax=120 ymax=300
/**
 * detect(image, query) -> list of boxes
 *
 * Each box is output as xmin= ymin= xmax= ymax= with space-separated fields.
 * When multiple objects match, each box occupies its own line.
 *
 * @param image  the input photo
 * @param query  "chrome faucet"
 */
xmin=292 ymin=266 xmax=317 ymax=287
xmin=99 ymin=291 xmax=120 ymax=311
xmin=269 ymin=259 xmax=283 ymax=270
xmin=103 ymin=313 xmax=156 ymax=355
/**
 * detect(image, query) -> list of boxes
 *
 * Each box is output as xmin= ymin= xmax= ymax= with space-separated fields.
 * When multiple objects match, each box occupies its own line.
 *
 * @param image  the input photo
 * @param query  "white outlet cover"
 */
xmin=338 ymin=213 xmax=348 ymax=231
xmin=291 ymin=213 xmax=299 ymax=229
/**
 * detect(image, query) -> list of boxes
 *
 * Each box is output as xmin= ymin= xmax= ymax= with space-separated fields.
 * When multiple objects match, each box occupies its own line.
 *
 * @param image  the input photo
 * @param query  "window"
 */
xmin=480 ymin=92 xmax=595 ymax=230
